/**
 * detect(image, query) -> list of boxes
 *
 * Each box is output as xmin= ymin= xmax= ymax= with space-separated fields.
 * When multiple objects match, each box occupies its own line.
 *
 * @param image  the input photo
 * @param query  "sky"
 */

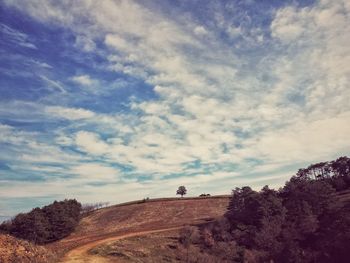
xmin=0 ymin=0 xmax=350 ymax=218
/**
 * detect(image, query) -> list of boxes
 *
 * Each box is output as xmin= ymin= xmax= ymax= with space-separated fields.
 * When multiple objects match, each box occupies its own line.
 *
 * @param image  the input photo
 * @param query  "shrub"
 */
xmin=179 ymin=226 xmax=199 ymax=246
xmin=0 ymin=199 xmax=82 ymax=244
xmin=201 ymin=228 xmax=215 ymax=248
xmin=179 ymin=156 xmax=350 ymax=262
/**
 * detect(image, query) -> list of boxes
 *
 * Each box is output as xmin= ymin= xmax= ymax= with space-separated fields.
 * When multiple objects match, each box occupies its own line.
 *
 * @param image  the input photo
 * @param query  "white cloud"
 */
xmin=2 ymin=0 xmax=350 ymax=208
xmin=271 ymin=6 xmax=305 ymax=42
xmin=30 ymin=59 xmax=52 ymax=68
xmin=193 ymin=26 xmax=208 ymax=36
xmin=45 ymin=106 xmax=96 ymax=120
xmin=71 ymin=74 xmax=96 ymax=86
xmin=226 ymin=25 xmax=241 ymax=39
xmin=0 ymin=123 xmax=84 ymax=168
xmin=75 ymin=131 xmax=109 ymax=155
xmin=74 ymin=35 xmax=96 ymax=52
xmin=70 ymin=163 xmax=119 ymax=181
xmin=254 ymin=112 xmax=350 ymax=163
xmin=30 ymin=0 xmax=349 ymax=172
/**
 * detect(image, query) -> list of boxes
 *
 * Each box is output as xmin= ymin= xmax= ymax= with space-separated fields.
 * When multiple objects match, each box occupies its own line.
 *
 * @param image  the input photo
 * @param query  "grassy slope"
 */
xmin=51 ymin=196 xmax=230 ymax=255
xmin=89 ymin=229 xmax=183 ymax=263
xmin=51 ymin=189 xmax=350 ymax=261
xmin=88 ymin=190 xmax=350 ymax=263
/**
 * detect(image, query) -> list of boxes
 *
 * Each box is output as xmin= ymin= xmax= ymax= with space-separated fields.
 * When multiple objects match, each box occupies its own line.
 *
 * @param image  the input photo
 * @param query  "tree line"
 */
xmin=178 ymin=156 xmax=350 ymax=263
xmin=81 ymin=201 xmax=109 ymax=215
xmin=0 ymin=199 xmax=81 ymax=244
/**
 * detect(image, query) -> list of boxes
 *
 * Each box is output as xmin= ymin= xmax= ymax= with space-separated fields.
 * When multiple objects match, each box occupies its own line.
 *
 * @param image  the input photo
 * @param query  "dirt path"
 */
xmin=60 ymin=227 xmax=182 ymax=263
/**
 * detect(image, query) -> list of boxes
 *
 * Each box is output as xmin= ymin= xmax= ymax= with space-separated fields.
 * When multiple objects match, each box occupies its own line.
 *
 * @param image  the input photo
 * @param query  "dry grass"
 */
xmin=50 ymin=196 xmax=229 ymax=257
xmin=89 ymin=228 xmax=238 ymax=263
xmin=89 ymin=229 xmax=182 ymax=263
xmin=0 ymin=234 xmax=57 ymax=263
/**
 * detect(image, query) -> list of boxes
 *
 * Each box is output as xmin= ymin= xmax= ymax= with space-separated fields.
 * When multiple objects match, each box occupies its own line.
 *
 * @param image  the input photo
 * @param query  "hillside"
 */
xmin=55 ymin=188 xmax=350 ymax=263
xmin=50 ymin=196 xmax=230 ymax=261
xmin=1 ymin=189 xmax=349 ymax=262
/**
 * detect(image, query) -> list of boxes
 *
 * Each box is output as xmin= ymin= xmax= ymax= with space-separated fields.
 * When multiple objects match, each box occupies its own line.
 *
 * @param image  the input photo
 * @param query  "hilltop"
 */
xmin=50 ymin=196 xmax=230 ymax=259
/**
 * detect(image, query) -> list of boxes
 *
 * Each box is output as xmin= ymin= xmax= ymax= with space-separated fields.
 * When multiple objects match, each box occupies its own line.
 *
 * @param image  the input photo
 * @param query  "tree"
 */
xmin=226 ymin=186 xmax=286 ymax=253
xmin=0 ymin=199 xmax=82 ymax=244
xmin=176 ymin=186 xmax=187 ymax=197
xmin=176 ymin=156 xmax=350 ymax=262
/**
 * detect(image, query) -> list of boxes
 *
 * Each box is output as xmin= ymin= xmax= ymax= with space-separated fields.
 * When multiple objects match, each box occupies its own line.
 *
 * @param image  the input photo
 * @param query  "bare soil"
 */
xmin=51 ymin=196 xmax=230 ymax=262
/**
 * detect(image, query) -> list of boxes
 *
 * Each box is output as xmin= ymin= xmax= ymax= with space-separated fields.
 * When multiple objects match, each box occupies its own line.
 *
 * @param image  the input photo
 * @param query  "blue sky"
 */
xmin=1 ymin=0 xmax=349 ymax=218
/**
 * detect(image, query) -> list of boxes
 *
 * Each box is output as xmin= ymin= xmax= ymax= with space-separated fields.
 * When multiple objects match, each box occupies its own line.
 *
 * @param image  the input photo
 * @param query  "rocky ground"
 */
xmin=0 ymin=234 xmax=57 ymax=263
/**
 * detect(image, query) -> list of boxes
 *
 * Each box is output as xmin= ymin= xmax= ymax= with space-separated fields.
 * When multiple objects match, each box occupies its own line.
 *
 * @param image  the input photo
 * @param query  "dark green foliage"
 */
xmin=0 ymin=199 xmax=81 ymax=244
xmin=305 ymin=201 xmax=350 ymax=263
xmin=176 ymin=185 xmax=187 ymax=197
xmin=226 ymin=186 xmax=286 ymax=255
xmin=296 ymin=156 xmax=350 ymax=189
xmin=179 ymin=156 xmax=350 ymax=262
xmin=225 ymin=157 xmax=350 ymax=262
xmin=10 ymin=208 xmax=50 ymax=244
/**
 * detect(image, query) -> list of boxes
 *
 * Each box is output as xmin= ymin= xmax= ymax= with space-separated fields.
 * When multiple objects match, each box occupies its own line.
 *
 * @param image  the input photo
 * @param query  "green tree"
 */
xmin=0 ymin=199 xmax=82 ymax=244
xmin=226 ymin=186 xmax=286 ymax=258
xmin=176 ymin=186 xmax=187 ymax=197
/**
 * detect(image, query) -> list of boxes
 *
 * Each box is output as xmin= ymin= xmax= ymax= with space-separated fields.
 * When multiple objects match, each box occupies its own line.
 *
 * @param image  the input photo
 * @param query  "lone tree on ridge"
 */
xmin=176 ymin=186 xmax=187 ymax=197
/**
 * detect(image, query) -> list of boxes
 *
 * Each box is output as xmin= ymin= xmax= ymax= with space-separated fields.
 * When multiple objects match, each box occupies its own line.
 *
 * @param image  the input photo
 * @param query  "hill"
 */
xmin=50 ymin=196 xmax=230 ymax=262
xmin=2 ymin=190 xmax=349 ymax=262
xmin=55 ymin=191 xmax=350 ymax=262
xmin=2 ymin=156 xmax=349 ymax=262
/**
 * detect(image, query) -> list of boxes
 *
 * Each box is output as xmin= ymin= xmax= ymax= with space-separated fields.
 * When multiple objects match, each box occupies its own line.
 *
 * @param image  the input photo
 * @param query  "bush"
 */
xmin=0 ymin=199 xmax=81 ymax=244
xmin=179 ymin=226 xmax=199 ymax=246
xmin=179 ymin=156 xmax=350 ymax=262
xmin=201 ymin=228 xmax=215 ymax=247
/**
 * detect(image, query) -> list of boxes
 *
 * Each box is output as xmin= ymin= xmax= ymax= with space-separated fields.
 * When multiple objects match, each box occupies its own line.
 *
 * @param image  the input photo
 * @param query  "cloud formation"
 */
xmin=0 ymin=0 xmax=349 ymax=216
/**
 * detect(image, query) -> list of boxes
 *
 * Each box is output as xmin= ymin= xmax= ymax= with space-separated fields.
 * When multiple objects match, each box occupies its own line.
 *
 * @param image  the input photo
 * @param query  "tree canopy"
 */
xmin=176 ymin=186 xmax=187 ymax=197
xmin=177 ymin=156 xmax=350 ymax=262
xmin=0 ymin=199 xmax=82 ymax=244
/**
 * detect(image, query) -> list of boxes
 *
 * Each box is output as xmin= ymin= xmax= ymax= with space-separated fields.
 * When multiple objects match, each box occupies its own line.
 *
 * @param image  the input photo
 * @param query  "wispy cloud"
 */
xmin=0 ymin=23 xmax=37 ymax=49
xmin=39 ymin=75 xmax=66 ymax=93
xmin=0 ymin=0 xmax=349 ymax=215
xmin=45 ymin=106 xmax=96 ymax=120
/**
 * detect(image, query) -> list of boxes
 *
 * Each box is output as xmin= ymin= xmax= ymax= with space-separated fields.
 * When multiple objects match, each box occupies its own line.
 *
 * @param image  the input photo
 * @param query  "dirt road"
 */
xmin=60 ymin=227 xmax=182 ymax=263
xmin=57 ymin=197 xmax=230 ymax=262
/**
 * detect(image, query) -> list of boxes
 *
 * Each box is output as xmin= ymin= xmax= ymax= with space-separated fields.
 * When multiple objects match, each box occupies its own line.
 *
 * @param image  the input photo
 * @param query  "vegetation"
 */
xmin=0 ymin=234 xmax=57 ymax=263
xmin=178 ymin=156 xmax=350 ymax=262
xmin=176 ymin=186 xmax=187 ymax=197
xmin=81 ymin=202 xmax=109 ymax=215
xmin=2 ymin=157 xmax=349 ymax=262
xmin=0 ymin=199 xmax=81 ymax=244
